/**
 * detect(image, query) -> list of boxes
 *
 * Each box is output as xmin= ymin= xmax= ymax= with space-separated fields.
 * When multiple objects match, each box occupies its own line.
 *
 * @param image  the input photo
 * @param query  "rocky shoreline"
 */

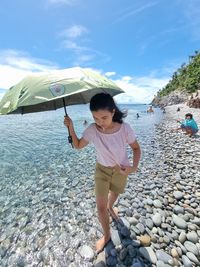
xmin=92 ymin=104 xmax=200 ymax=267
xmin=0 ymin=105 xmax=199 ymax=267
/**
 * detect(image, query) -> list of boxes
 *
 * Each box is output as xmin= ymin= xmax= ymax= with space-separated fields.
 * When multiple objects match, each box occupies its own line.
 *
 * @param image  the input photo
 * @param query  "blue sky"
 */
xmin=0 ymin=0 xmax=200 ymax=103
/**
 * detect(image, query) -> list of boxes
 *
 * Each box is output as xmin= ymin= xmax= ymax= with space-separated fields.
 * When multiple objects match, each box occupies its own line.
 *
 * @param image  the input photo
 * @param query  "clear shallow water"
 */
xmin=0 ymin=104 xmax=163 ymax=177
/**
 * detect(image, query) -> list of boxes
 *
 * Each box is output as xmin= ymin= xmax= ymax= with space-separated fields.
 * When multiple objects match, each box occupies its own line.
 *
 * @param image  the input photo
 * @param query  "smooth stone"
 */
xmin=156 ymin=260 xmax=166 ymax=267
xmin=156 ymin=250 xmax=173 ymax=264
xmin=172 ymin=214 xmax=187 ymax=229
xmin=136 ymin=223 xmax=145 ymax=234
xmin=186 ymin=252 xmax=199 ymax=265
xmin=186 ymin=231 xmax=199 ymax=243
xmin=173 ymin=205 xmax=184 ymax=215
xmin=163 ymin=236 xmax=170 ymax=245
xmin=131 ymin=259 xmax=143 ymax=267
xmin=179 ymin=231 xmax=187 ymax=243
xmin=171 ymin=248 xmax=179 ymax=258
xmin=175 ymin=240 xmax=187 ymax=254
xmin=188 ymin=224 xmax=198 ymax=231
xmin=184 ymin=241 xmax=199 ymax=256
xmin=173 ymin=191 xmax=184 ymax=200
xmin=120 ymin=226 xmax=130 ymax=237
xmin=120 ymin=217 xmax=130 ymax=229
xmin=119 ymin=247 xmax=128 ymax=261
xmin=110 ymin=248 xmax=117 ymax=257
xmin=139 ymin=247 xmax=157 ymax=264
xmin=153 ymin=199 xmax=162 ymax=208
xmin=182 ymin=255 xmax=193 ymax=267
xmin=152 ymin=213 xmax=162 ymax=226
xmin=147 ymin=198 xmax=153 ymax=206
xmin=145 ymin=218 xmax=154 ymax=229
xmin=111 ymin=229 xmax=121 ymax=247
xmin=106 ymin=255 xmax=118 ymax=266
xmin=128 ymin=217 xmax=138 ymax=226
xmin=137 ymin=235 xmax=151 ymax=247
xmin=79 ymin=245 xmax=94 ymax=260
xmin=151 ymin=227 xmax=158 ymax=234
xmin=192 ymin=218 xmax=200 ymax=226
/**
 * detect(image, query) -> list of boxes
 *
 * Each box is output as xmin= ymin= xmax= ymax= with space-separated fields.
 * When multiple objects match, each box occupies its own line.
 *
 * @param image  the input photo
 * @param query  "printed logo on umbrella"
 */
xmin=49 ymin=84 xmax=65 ymax=96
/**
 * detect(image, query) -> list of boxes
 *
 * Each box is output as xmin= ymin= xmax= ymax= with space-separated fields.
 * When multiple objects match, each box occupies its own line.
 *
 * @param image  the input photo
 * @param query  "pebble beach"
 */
xmin=0 ymin=104 xmax=200 ymax=267
xmin=92 ymin=104 xmax=200 ymax=267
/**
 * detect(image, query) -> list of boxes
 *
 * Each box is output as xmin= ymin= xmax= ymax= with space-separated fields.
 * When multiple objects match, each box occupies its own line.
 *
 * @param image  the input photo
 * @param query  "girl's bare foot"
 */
xmin=108 ymin=207 xmax=119 ymax=221
xmin=96 ymin=235 xmax=111 ymax=253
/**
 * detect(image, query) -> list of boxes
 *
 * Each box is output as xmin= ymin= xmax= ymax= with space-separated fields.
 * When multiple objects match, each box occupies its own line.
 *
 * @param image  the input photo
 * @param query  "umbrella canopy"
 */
xmin=0 ymin=67 xmax=124 ymax=115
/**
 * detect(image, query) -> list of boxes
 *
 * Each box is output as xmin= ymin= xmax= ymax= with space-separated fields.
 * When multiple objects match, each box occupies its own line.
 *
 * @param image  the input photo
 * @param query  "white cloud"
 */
xmin=62 ymin=40 xmax=88 ymax=53
xmin=114 ymin=75 xmax=169 ymax=104
xmin=105 ymin=71 xmax=116 ymax=77
xmin=59 ymin=25 xmax=110 ymax=66
xmin=60 ymin=25 xmax=88 ymax=39
xmin=0 ymin=49 xmax=58 ymax=91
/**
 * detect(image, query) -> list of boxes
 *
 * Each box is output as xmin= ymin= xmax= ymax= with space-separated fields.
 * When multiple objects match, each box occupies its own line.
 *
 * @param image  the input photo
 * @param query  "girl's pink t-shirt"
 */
xmin=82 ymin=122 xmax=136 ymax=167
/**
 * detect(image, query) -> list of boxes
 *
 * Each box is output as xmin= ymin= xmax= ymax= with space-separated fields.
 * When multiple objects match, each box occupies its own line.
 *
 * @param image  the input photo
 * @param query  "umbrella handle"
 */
xmin=63 ymin=98 xmax=73 ymax=148
xmin=67 ymin=129 xmax=73 ymax=148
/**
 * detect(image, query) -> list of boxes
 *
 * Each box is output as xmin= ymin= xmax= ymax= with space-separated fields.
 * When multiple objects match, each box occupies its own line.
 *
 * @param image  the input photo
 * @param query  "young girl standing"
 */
xmin=64 ymin=93 xmax=141 ymax=252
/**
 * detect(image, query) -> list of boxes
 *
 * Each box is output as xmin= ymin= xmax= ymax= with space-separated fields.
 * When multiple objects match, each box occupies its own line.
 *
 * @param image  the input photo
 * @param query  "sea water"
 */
xmin=0 ymin=104 xmax=162 ymax=177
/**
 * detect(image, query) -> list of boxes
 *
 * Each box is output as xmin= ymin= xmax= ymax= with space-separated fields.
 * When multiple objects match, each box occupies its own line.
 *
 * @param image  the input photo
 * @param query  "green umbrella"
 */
xmin=0 ymin=67 xmax=124 ymax=146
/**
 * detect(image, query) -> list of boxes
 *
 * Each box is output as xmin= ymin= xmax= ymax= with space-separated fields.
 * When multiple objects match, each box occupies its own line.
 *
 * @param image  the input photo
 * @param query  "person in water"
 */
xmin=83 ymin=120 xmax=88 ymax=126
xmin=147 ymin=106 xmax=154 ymax=113
xmin=64 ymin=93 xmax=141 ymax=253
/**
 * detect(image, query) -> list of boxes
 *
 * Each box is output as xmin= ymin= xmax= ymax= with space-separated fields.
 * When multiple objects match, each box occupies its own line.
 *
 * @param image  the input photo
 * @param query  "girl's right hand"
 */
xmin=64 ymin=116 xmax=73 ymax=128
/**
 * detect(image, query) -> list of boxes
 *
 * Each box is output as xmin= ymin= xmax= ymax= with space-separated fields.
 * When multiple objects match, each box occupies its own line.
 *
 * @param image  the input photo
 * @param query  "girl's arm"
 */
xmin=129 ymin=140 xmax=141 ymax=172
xmin=64 ymin=116 xmax=89 ymax=149
xmin=120 ymin=140 xmax=141 ymax=175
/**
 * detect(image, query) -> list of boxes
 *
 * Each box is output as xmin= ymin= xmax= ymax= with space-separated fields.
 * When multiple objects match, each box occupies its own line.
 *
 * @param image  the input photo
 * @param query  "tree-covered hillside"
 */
xmin=157 ymin=51 xmax=200 ymax=97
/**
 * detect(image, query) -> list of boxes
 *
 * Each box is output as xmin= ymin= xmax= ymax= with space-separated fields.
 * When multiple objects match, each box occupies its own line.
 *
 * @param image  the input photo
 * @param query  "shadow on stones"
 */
xmin=103 ymin=219 xmax=153 ymax=267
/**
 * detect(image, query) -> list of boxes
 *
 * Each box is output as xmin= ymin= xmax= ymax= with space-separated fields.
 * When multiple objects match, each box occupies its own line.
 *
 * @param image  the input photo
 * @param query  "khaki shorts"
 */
xmin=95 ymin=162 xmax=128 ymax=197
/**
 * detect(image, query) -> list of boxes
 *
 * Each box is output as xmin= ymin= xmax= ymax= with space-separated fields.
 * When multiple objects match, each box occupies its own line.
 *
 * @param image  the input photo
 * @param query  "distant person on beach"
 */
xmin=64 ymin=93 xmax=141 ymax=253
xmin=147 ymin=106 xmax=154 ymax=114
xmin=136 ymin=113 xmax=140 ymax=119
xmin=176 ymin=113 xmax=198 ymax=137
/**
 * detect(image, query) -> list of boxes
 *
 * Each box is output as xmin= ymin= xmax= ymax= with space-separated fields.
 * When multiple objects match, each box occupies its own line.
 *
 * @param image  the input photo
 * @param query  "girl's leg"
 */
xmin=107 ymin=191 xmax=119 ymax=220
xmin=96 ymin=196 xmax=111 ymax=252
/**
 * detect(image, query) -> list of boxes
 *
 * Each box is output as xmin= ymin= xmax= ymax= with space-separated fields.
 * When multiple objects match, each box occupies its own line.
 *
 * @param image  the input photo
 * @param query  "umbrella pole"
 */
xmin=63 ymin=98 xmax=73 ymax=148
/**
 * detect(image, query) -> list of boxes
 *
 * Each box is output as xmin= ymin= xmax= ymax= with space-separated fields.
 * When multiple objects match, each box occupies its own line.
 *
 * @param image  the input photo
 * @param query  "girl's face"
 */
xmin=92 ymin=109 xmax=115 ymax=130
xmin=185 ymin=116 xmax=191 ymax=120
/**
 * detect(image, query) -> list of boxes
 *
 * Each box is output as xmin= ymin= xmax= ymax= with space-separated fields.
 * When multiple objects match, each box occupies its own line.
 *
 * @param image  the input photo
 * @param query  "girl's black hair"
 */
xmin=185 ymin=113 xmax=193 ymax=119
xmin=90 ymin=93 xmax=127 ymax=123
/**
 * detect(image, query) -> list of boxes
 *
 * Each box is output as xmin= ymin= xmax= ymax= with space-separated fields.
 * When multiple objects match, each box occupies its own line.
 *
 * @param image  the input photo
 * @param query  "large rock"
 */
xmin=187 ymin=90 xmax=200 ymax=108
xmin=151 ymin=90 xmax=189 ymax=107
